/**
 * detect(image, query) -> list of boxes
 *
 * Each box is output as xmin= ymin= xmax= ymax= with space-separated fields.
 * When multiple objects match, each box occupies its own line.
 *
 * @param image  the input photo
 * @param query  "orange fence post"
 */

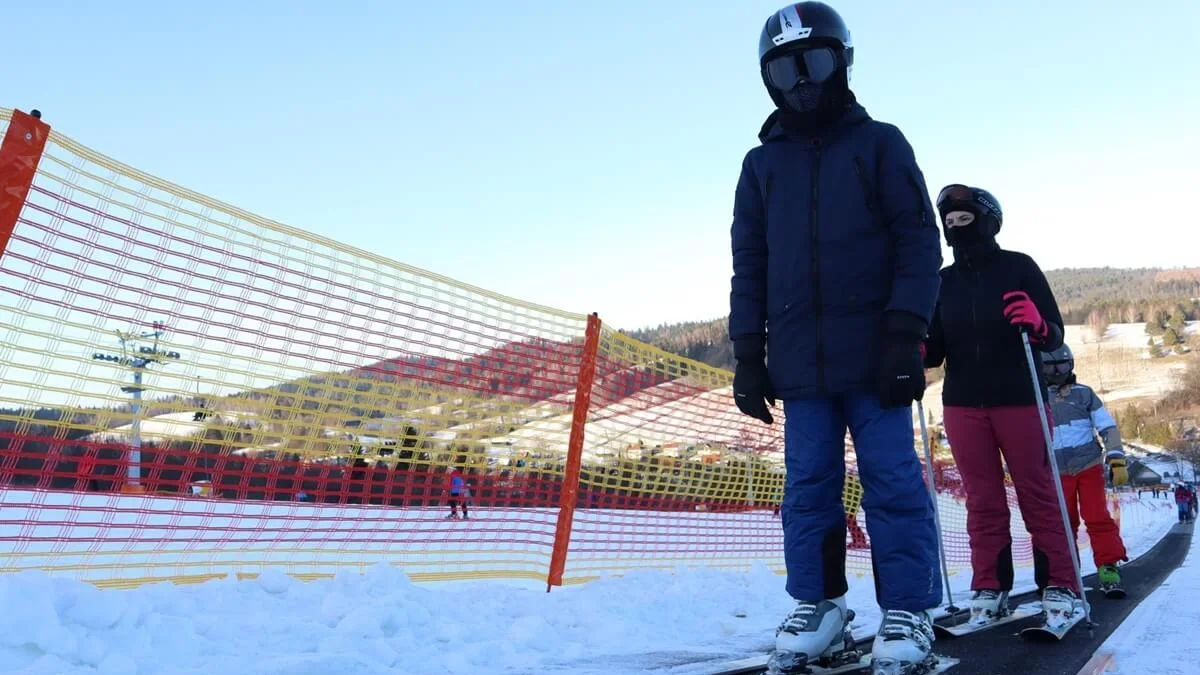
xmin=546 ymin=312 xmax=602 ymax=591
xmin=0 ymin=109 xmax=51 ymax=258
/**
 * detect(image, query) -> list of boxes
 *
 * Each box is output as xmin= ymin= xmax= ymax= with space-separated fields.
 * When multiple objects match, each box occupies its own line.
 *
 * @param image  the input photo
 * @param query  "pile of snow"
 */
xmin=0 ymin=493 xmax=1179 ymax=675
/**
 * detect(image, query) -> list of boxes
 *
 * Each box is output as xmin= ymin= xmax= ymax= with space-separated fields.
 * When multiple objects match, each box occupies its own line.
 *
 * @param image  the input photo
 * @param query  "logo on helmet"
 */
xmin=773 ymin=5 xmax=813 ymax=44
xmin=976 ymin=195 xmax=1000 ymax=217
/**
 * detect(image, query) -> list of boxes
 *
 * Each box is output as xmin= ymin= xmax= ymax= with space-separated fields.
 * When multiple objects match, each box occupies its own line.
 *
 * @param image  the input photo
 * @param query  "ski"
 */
xmin=932 ymin=602 xmax=1041 ymax=638
xmin=757 ymin=652 xmax=960 ymax=675
xmin=1019 ymin=607 xmax=1087 ymax=642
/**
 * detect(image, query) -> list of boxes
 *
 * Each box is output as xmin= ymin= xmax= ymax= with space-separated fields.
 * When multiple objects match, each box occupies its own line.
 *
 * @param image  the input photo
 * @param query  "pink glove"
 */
xmin=1002 ymin=291 xmax=1047 ymax=340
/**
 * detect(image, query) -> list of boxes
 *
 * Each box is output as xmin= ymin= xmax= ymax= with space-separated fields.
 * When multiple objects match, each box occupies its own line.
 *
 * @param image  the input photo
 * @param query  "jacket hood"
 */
xmin=758 ymin=93 xmax=870 ymax=143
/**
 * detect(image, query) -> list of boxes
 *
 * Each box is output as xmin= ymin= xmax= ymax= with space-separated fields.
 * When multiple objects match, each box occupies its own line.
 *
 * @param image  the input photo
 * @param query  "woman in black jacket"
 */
xmin=923 ymin=184 xmax=1080 ymax=628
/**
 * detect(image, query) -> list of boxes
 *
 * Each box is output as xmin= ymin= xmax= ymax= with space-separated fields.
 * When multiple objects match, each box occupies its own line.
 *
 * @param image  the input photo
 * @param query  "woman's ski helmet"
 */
xmin=936 ymin=184 xmax=1003 ymax=246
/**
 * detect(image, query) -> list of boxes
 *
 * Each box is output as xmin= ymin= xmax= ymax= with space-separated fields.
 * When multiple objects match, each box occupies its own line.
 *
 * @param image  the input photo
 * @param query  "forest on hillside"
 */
xmin=628 ymin=267 xmax=1200 ymax=371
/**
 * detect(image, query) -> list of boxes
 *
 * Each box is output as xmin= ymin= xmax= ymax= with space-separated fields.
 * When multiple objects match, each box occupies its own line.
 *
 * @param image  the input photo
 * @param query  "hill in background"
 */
xmin=628 ymin=267 xmax=1200 ymax=372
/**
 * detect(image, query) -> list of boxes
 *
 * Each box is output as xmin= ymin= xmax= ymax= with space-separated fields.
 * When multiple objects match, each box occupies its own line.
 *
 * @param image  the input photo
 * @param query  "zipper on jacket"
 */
xmin=810 ymin=138 xmax=825 ymax=393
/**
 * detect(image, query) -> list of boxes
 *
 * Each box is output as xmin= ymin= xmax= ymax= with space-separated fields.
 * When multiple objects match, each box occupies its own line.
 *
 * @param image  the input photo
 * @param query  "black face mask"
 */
xmin=782 ymin=81 xmax=825 ymax=112
xmin=768 ymin=67 xmax=850 ymax=130
xmin=942 ymin=208 xmax=1000 ymax=246
xmin=944 ymin=219 xmax=988 ymax=248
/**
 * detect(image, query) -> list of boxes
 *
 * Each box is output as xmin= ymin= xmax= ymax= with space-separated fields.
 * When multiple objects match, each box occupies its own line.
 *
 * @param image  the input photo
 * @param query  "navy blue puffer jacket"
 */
xmin=728 ymin=101 xmax=943 ymax=399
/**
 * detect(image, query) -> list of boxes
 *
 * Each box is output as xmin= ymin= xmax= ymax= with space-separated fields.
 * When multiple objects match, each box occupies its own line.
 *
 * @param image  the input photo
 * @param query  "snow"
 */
xmin=1092 ymin=522 xmax=1197 ymax=675
xmin=83 ymin=412 xmax=209 ymax=444
xmin=0 ymin=492 xmax=1180 ymax=675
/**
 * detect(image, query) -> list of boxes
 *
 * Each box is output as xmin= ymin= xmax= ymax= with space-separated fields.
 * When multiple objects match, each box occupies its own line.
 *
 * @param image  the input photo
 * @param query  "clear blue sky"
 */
xmin=4 ymin=0 xmax=1198 ymax=330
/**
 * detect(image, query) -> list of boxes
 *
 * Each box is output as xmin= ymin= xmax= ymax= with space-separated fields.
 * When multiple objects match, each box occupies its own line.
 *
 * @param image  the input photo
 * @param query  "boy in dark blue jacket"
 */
xmin=728 ymin=3 xmax=945 ymax=672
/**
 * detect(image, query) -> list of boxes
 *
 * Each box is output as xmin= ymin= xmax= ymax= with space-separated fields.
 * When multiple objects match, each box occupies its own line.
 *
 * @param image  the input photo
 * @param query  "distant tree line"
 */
xmin=630 ymin=268 xmax=1200 ymax=371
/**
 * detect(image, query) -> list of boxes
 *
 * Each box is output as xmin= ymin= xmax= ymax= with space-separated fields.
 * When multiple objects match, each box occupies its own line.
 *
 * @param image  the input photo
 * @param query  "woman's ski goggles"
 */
xmin=936 ymin=184 xmax=975 ymax=210
xmin=764 ymin=46 xmax=841 ymax=89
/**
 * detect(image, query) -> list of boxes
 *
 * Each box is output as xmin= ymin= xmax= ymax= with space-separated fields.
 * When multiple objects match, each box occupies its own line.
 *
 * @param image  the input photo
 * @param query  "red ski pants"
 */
xmin=1062 ymin=465 xmax=1127 ymax=567
xmin=943 ymin=405 xmax=1078 ymax=592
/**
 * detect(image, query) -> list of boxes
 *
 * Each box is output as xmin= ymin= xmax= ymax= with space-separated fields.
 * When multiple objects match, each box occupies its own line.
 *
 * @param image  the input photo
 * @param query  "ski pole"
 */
xmin=917 ymin=400 xmax=959 ymax=613
xmin=1020 ymin=330 xmax=1093 ymax=628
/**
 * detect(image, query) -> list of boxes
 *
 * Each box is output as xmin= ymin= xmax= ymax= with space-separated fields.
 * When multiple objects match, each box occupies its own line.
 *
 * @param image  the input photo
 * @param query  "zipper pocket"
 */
xmin=904 ymin=166 xmax=932 ymax=227
xmin=853 ymin=156 xmax=879 ymax=220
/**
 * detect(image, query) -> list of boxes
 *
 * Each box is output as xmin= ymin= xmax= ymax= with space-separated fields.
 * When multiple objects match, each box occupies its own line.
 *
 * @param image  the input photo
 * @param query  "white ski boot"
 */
xmin=967 ymin=589 xmax=1010 ymax=627
xmin=767 ymin=596 xmax=860 ymax=674
xmin=1040 ymin=586 xmax=1080 ymax=630
xmin=870 ymin=609 xmax=937 ymax=675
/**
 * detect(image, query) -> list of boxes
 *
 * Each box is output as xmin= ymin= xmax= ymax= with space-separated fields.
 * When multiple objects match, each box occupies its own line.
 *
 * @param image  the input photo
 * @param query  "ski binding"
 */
xmin=1020 ymin=606 xmax=1087 ymax=641
xmin=765 ymin=648 xmax=868 ymax=674
xmin=933 ymin=601 xmax=1041 ymax=638
xmin=1100 ymin=583 xmax=1126 ymax=599
xmin=871 ymin=654 xmax=959 ymax=675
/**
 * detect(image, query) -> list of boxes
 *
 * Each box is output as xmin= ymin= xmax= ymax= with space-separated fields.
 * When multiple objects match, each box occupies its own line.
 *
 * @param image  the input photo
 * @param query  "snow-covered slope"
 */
xmin=0 ymin=493 xmax=1179 ymax=675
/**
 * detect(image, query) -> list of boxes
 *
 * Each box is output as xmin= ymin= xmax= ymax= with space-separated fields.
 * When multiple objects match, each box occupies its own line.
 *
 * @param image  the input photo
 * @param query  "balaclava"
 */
xmin=769 ymin=63 xmax=851 ymax=132
xmin=939 ymin=204 xmax=1000 ymax=260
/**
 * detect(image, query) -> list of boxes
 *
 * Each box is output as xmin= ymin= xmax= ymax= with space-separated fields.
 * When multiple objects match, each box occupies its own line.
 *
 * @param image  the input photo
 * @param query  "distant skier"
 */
xmin=447 ymin=467 xmax=469 ymax=520
xmin=922 ymin=184 xmax=1082 ymax=630
xmin=1041 ymin=345 xmax=1130 ymax=595
xmin=728 ymin=3 xmax=944 ymax=672
xmin=1175 ymin=483 xmax=1193 ymax=523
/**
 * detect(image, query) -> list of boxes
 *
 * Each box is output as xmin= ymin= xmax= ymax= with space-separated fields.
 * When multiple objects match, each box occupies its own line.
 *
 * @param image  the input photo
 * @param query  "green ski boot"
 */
xmin=1098 ymin=564 xmax=1125 ymax=598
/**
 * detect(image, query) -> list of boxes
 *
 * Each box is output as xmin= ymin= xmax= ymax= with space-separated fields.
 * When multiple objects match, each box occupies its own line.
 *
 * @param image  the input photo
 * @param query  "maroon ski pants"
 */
xmin=943 ymin=405 xmax=1078 ymax=593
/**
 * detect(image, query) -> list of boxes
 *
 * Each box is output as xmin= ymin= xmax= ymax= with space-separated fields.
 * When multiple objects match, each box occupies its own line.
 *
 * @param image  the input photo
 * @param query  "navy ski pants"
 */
xmin=782 ymin=394 xmax=942 ymax=612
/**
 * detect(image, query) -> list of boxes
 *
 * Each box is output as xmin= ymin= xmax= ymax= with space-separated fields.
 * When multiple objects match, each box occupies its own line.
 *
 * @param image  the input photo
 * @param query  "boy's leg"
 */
xmin=991 ymin=406 xmax=1079 ymax=593
xmin=1061 ymin=471 xmax=1082 ymax=548
xmin=1076 ymin=465 xmax=1127 ymax=566
xmin=781 ymin=397 xmax=850 ymax=601
xmin=844 ymin=393 xmax=941 ymax=611
xmin=942 ymin=406 xmax=1014 ymax=592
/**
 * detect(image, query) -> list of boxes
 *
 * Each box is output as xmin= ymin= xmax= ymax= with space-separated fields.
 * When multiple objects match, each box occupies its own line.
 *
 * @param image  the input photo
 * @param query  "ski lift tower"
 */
xmin=92 ymin=321 xmax=182 ymax=492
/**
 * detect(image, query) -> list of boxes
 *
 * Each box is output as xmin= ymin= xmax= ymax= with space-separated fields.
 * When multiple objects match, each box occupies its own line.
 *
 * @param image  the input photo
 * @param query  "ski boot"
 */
xmin=1098 ymin=564 xmax=1125 ymax=598
xmin=766 ymin=596 xmax=862 ymax=674
xmin=871 ymin=609 xmax=937 ymax=675
xmin=1040 ymin=586 xmax=1080 ymax=630
xmin=966 ymin=589 xmax=1010 ymax=628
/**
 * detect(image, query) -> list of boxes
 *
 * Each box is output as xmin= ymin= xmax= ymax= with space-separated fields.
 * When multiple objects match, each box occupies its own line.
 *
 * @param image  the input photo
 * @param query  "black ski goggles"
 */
xmin=763 ymin=46 xmax=841 ymax=89
xmin=936 ymin=184 xmax=975 ymax=210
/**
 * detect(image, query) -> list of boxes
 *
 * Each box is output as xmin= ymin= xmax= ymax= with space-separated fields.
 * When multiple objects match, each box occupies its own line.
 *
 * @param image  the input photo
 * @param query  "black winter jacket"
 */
xmin=923 ymin=244 xmax=1064 ymax=407
xmin=728 ymin=100 xmax=942 ymax=398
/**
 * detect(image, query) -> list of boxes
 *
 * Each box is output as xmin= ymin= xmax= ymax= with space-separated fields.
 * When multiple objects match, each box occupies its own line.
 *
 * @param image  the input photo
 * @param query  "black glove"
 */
xmin=877 ymin=312 xmax=927 ymax=409
xmin=733 ymin=339 xmax=776 ymax=424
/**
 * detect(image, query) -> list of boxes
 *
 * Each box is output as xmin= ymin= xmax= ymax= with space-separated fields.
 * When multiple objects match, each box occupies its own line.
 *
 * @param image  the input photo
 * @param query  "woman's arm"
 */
xmin=1021 ymin=255 xmax=1065 ymax=351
